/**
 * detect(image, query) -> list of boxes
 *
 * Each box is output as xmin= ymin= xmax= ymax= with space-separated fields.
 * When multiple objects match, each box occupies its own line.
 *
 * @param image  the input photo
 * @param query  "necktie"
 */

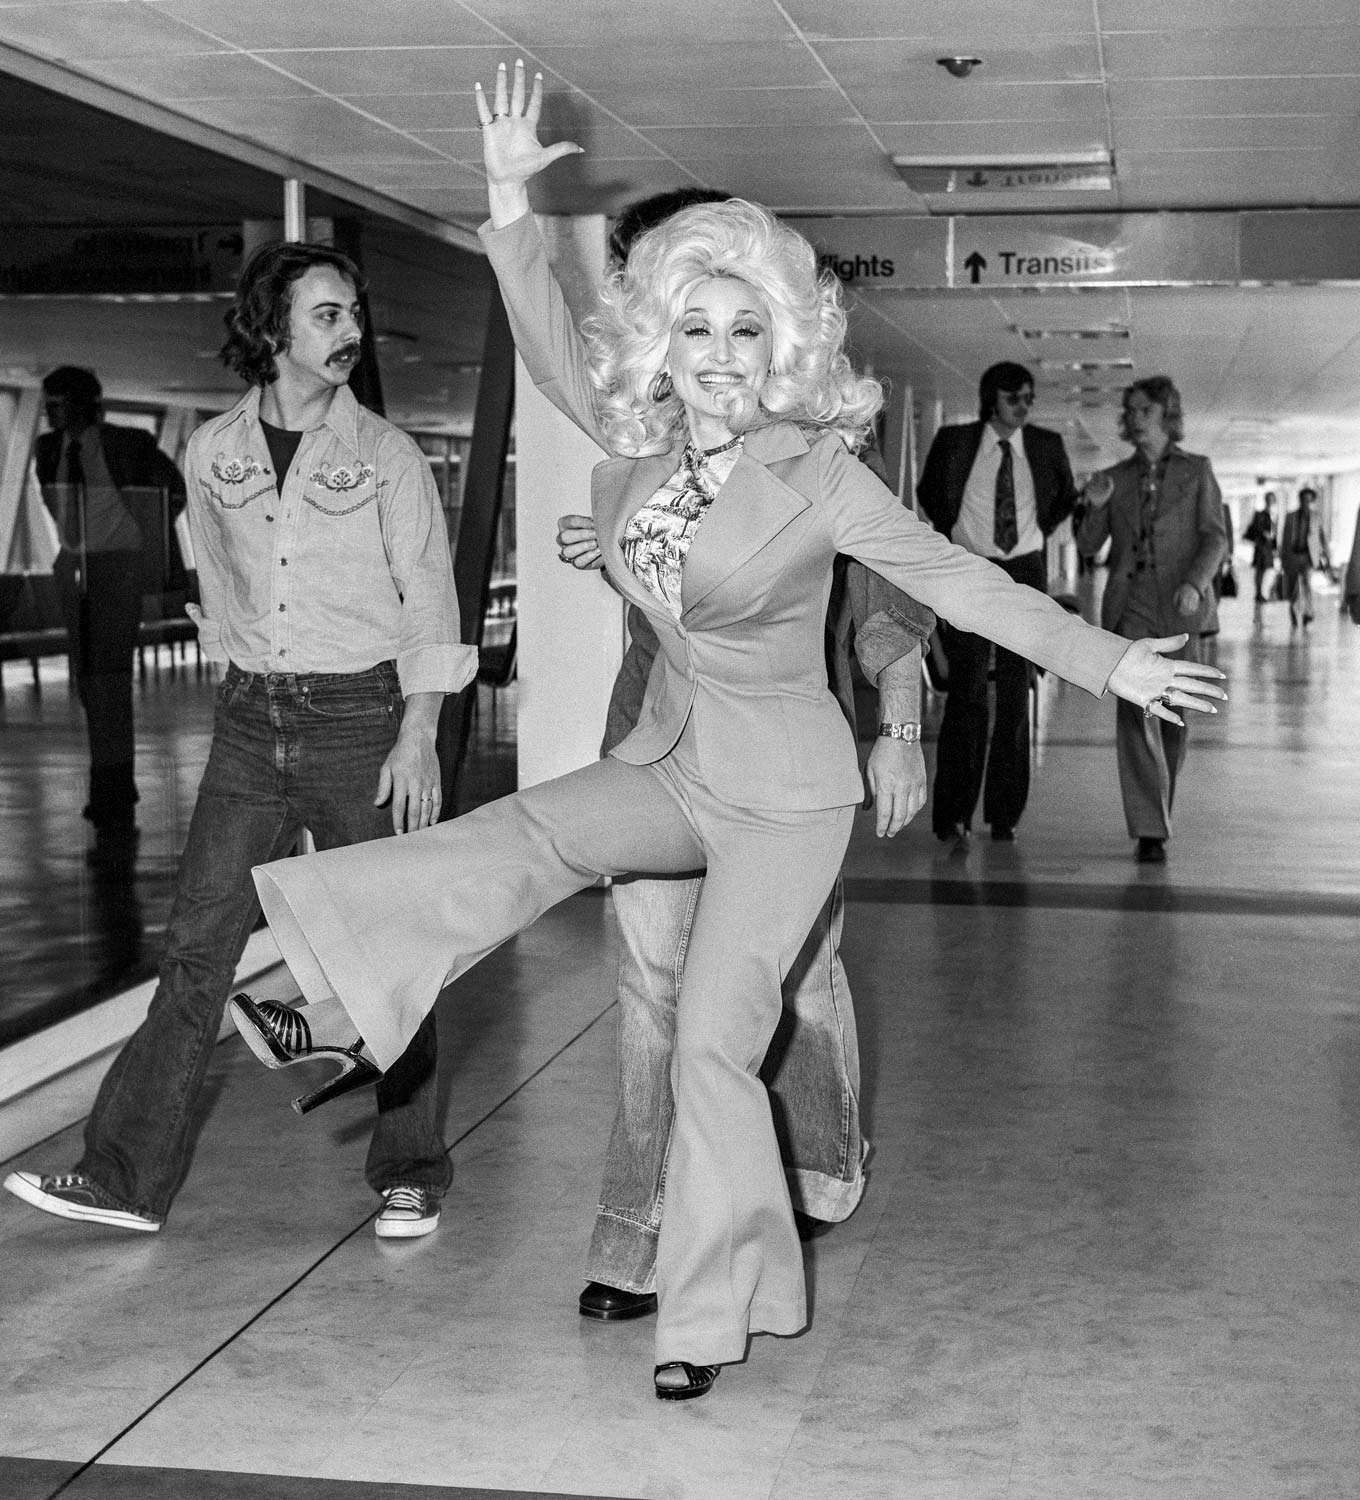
xmin=62 ymin=436 xmax=86 ymax=548
xmin=993 ymin=439 xmax=1017 ymax=554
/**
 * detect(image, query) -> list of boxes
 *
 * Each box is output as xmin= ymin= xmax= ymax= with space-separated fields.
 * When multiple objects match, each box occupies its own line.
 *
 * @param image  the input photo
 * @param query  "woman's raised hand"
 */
xmin=1106 ymin=635 xmax=1227 ymax=726
xmin=476 ymin=60 xmax=581 ymax=225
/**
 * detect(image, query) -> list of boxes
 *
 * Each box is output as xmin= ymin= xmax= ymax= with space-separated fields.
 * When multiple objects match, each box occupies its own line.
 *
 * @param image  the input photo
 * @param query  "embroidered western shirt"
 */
xmin=184 ymin=384 xmax=474 ymax=696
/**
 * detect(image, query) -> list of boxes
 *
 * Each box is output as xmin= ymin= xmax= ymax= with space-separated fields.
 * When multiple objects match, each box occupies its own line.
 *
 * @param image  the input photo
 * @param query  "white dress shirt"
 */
xmin=952 ymin=425 xmax=1042 ymax=559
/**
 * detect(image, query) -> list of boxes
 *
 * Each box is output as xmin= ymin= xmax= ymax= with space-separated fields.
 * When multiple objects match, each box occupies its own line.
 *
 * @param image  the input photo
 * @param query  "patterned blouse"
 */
xmin=621 ymin=436 xmax=744 ymax=616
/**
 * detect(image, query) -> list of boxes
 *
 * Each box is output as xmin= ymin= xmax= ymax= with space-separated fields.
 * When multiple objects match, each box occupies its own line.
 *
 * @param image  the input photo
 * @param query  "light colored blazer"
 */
xmin=481 ymin=212 xmax=1128 ymax=812
xmin=1077 ymin=449 xmax=1227 ymax=638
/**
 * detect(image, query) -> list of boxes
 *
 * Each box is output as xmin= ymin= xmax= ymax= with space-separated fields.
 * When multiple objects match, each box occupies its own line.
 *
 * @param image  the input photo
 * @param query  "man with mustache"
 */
xmin=5 ymin=242 xmax=473 ymax=1237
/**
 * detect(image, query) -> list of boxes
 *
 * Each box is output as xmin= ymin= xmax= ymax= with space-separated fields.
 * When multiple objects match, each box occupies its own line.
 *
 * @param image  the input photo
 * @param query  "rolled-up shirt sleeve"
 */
xmin=379 ymin=432 xmax=477 ymax=698
xmin=846 ymin=562 xmax=937 ymax=684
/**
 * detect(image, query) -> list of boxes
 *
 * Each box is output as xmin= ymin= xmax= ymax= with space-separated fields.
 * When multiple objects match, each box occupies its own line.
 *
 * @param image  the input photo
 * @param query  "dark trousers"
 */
xmin=931 ymin=549 xmax=1046 ymax=837
xmin=77 ymin=663 xmax=450 ymax=1221
xmin=53 ymin=550 xmax=142 ymax=828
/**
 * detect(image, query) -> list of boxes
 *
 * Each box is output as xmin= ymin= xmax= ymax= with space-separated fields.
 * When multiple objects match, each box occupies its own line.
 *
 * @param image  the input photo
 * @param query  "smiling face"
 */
xmin=273 ymin=265 xmax=364 ymax=395
xmin=665 ymin=276 xmax=773 ymax=449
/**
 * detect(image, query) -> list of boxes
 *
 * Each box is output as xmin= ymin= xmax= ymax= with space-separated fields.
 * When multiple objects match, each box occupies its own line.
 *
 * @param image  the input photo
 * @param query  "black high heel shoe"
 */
xmin=654 ymin=1361 xmax=720 ymax=1401
xmin=228 ymin=994 xmax=379 ymax=1116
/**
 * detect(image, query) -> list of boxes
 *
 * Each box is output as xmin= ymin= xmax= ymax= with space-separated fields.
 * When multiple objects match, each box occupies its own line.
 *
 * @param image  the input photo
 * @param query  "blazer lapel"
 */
xmin=680 ymin=426 xmax=811 ymax=617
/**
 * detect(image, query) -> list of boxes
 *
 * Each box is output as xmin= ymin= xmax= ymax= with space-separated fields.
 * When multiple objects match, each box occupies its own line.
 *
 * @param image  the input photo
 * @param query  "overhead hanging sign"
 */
xmin=947 ymin=216 xmax=1240 ymax=289
xmin=783 ymin=214 xmax=1243 ymax=291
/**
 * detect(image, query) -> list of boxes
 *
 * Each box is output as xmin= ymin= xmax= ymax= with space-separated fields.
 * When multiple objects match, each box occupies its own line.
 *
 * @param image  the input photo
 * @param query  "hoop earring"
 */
xmin=648 ymin=370 xmax=674 ymax=404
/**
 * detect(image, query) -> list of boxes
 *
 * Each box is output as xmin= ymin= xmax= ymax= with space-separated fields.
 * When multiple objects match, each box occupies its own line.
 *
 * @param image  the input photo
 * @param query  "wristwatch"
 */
xmin=878 ymin=721 xmax=922 ymax=743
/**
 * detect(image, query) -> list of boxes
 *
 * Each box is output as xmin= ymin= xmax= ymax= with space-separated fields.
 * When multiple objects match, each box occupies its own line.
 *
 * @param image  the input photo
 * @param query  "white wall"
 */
xmin=513 ymin=216 xmax=626 ymax=791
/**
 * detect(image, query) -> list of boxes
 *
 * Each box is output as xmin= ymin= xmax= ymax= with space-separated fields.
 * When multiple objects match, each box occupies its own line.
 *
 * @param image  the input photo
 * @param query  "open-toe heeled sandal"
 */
xmin=228 ymin=994 xmax=379 ymax=1115
xmin=654 ymin=1361 xmax=719 ymax=1401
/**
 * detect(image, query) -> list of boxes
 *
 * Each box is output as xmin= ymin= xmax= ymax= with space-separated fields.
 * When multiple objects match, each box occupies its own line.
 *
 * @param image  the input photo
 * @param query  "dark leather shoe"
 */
xmin=1135 ymin=837 xmax=1167 ymax=864
xmin=935 ymin=821 xmax=970 ymax=844
xmin=579 ymin=1281 xmax=657 ymax=1321
xmin=990 ymin=824 xmax=1016 ymax=842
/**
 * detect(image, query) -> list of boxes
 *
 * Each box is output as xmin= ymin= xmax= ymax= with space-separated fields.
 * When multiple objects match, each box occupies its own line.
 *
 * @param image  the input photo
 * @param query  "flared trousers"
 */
xmin=254 ymin=718 xmax=854 ymax=1366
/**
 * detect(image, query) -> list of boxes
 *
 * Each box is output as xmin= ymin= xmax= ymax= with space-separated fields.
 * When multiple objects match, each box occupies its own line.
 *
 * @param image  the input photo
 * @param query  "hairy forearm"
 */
xmin=875 ymin=646 xmax=922 ymax=723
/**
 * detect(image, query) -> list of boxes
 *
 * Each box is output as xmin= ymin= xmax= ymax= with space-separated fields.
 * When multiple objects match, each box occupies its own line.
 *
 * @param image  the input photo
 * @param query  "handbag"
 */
xmin=1219 ymin=562 xmax=1238 ymax=599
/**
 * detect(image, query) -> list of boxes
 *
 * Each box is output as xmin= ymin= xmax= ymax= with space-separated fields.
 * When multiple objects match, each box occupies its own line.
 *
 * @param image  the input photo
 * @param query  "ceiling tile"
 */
xmin=849 ymin=81 xmax=1107 ymax=124
xmin=1100 ymin=0 xmax=1360 ymax=29
xmin=1115 ymin=152 xmax=1342 ymax=210
xmin=75 ymin=52 xmax=313 ymax=102
xmin=0 ymin=0 xmax=212 ymax=59
xmin=178 ymin=95 xmax=436 ymax=159
xmin=530 ymin=41 xmax=827 ymax=92
xmin=1110 ymin=76 xmax=1360 ymax=116
xmin=639 ymin=123 xmax=877 ymax=164
xmin=340 ymin=94 xmax=469 ymax=132
xmin=781 ymin=0 xmax=1096 ymax=42
xmin=875 ymin=121 xmax=1110 ymax=157
xmin=459 ymin=0 xmax=794 ymax=46
xmin=1106 ymin=26 xmax=1360 ymax=80
xmin=815 ymin=36 xmax=1103 ymax=87
xmin=414 ymin=122 xmax=664 ymax=163
xmin=1116 ymin=116 xmax=1341 ymax=153
xmin=576 ymin=86 xmax=849 ymax=130
xmin=252 ymin=45 xmax=516 ymax=98
xmin=151 ymin=0 xmax=505 ymax=50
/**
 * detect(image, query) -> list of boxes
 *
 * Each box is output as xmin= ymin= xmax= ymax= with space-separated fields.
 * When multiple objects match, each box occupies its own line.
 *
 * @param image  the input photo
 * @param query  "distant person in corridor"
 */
xmin=1078 ymin=376 xmax=1227 ymax=864
xmin=916 ymin=361 xmax=1080 ymax=845
xmin=1280 ymin=487 xmax=1332 ymax=630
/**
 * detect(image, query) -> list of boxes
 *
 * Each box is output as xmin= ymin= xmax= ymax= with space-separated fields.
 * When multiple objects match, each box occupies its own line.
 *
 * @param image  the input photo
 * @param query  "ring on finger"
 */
xmin=1143 ymin=692 xmax=1172 ymax=719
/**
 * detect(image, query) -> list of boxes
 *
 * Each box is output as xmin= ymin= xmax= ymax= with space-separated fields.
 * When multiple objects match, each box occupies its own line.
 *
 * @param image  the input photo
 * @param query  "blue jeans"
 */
xmin=586 ymin=872 xmax=865 ymax=1293
xmin=77 ymin=663 xmax=450 ymax=1222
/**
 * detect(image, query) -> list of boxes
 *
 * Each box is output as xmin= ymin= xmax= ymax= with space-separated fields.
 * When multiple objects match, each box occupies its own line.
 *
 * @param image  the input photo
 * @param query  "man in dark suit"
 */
xmin=36 ymin=366 xmax=187 ymax=865
xmin=916 ymin=361 xmax=1079 ymax=843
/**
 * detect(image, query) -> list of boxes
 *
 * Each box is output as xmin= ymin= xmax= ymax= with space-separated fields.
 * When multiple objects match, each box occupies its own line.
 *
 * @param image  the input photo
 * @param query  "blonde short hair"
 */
xmin=581 ymin=199 xmax=882 ymax=456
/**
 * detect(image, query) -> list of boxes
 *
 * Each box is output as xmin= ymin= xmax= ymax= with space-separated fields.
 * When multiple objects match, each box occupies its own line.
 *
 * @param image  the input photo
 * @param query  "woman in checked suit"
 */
xmin=230 ymin=61 xmax=1225 ymax=1401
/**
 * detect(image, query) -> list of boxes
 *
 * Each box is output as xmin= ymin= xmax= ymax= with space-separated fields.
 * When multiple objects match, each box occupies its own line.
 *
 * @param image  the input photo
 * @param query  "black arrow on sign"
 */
xmin=963 ymin=251 xmax=987 ymax=285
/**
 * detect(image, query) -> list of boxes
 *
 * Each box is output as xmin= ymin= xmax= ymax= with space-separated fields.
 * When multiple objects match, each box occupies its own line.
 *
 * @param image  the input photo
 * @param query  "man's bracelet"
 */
xmin=878 ymin=721 xmax=922 ymax=743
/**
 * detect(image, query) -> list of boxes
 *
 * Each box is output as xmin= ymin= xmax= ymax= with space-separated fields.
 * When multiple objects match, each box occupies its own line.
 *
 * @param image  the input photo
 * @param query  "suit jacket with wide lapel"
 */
xmin=481 ymin=210 xmax=1130 ymax=813
xmin=916 ymin=420 xmax=1076 ymax=546
xmin=1077 ymin=448 xmax=1227 ymax=638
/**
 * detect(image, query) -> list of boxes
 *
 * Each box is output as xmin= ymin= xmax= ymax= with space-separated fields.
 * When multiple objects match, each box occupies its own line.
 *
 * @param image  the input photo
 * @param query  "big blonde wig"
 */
xmin=581 ymin=199 xmax=883 ymax=457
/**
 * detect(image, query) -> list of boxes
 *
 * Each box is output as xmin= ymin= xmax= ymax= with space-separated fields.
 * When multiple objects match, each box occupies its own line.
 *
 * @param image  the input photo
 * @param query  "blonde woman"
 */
xmin=230 ymin=62 xmax=1226 ymax=1401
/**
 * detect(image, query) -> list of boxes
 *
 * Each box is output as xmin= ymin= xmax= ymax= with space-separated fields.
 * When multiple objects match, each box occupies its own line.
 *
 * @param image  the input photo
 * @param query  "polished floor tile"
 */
xmin=2 ymin=589 xmax=1358 ymax=1498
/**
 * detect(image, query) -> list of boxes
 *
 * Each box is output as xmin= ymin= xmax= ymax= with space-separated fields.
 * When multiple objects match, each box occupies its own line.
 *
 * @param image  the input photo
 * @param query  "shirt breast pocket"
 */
xmin=303 ymin=462 xmax=383 ymax=517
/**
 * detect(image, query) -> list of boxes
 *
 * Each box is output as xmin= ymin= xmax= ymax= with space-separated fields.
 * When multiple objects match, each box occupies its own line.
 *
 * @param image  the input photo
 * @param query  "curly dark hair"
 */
xmin=977 ymin=362 xmax=1034 ymax=421
xmin=609 ymin=187 xmax=731 ymax=267
xmin=220 ymin=241 xmax=366 ymax=387
xmin=41 ymin=365 xmax=103 ymax=420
